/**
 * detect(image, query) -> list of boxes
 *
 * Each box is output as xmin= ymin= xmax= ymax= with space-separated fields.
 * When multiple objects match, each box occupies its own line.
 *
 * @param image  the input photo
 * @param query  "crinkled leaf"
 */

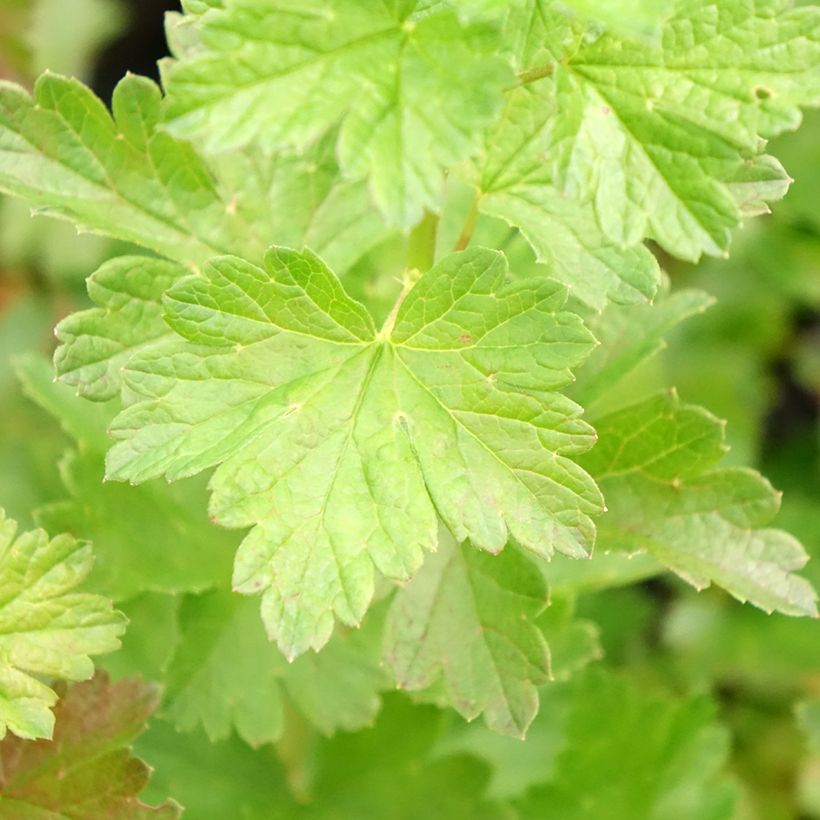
xmin=0 ymin=74 xmax=390 ymax=276
xmin=162 ymin=0 xmax=514 ymax=227
xmin=54 ymin=257 xmax=184 ymax=402
xmin=15 ymin=354 xmax=235 ymax=601
xmin=163 ymin=590 xmax=386 ymax=746
xmin=0 ymin=510 xmax=125 ymax=741
xmin=383 ymin=528 xmax=551 ymax=738
xmin=580 ymin=391 xmax=819 ymax=617
xmin=536 ymin=0 xmax=820 ymax=259
xmin=105 ymin=246 xmax=601 ymax=658
xmin=0 ymin=673 xmax=179 ymax=818
xmin=472 ymin=82 xmax=660 ymax=308
xmin=516 ymin=670 xmax=738 ymax=819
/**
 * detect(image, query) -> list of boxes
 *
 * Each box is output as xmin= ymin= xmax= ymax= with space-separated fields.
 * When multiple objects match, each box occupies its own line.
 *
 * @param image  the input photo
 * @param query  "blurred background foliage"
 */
xmin=0 ymin=1 xmax=817 ymax=818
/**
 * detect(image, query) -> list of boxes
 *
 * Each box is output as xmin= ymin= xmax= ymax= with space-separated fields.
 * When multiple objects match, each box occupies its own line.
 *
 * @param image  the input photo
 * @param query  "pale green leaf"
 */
xmin=0 ymin=510 xmax=125 ymax=741
xmin=163 ymin=591 xmax=288 ymax=747
xmin=55 ymin=256 xmax=183 ymax=401
xmin=105 ymin=246 xmax=601 ymax=658
xmin=138 ymin=697 xmax=500 ymax=820
xmin=558 ymin=0 xmax=669 ymax=37
xmin=0 ymin=74 xmax=390 ymax=276
xmin=162 ymin=0 xmax=514 ymax=227
xmin=536 ymin=0 xmax=820 ymax=259
xmin=472 ymin=82 xmax=661 ymax=308
xmin=535 ymin=594 xmax=601 ymax=680
xmin=580 ymin=391 xmax=819 ymax=617
xmin=383 ymin=528 xmax=550 ymax=738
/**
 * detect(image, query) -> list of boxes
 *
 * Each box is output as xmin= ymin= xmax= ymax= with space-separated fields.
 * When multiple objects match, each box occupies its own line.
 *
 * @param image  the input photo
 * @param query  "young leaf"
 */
xmin=516 ymin=670 xmax=738 ymax=819
xmin=163 ymin=591 xmax=386 ymax=746
xmin=581 ymin=391 xmax=819 ymax=617
xmin=383 ymin=528 xmax=551 ymax=738
xmin=530 ymin=0 xmax=820 ymax=259
xmin=0 ymin=673 xmax=179 ymax=818
xmin=162 ymin=1 xmax=514 ymax=227
xmin=106 ymin=246 xmax=602 ymax=658
xmin=0 ymin=510 xmax=125 ymax=741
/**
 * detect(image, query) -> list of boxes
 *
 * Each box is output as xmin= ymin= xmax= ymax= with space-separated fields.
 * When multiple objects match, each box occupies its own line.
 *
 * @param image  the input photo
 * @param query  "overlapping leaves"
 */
xmin=105 ymin=246 xmax=601 ymax=658
xmin=537 ymin=0 xmax=820 ymax=260
xmin=162 ymin=0 xmax=514 ymax=227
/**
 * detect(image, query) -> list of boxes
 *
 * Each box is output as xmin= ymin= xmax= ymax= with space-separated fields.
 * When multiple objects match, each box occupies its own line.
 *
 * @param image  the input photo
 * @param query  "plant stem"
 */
xmin=378 ymin=267 xmax=421 ymax=340
xmin=406 ymin=209 xmax=439 ymax=273
xmin=377 ymin=210 xmax=438 ymax=340
xmin=517 ymin=62 xmax=555 ymax=86
xmin=454 ymin=193 xmax=481 ymax=251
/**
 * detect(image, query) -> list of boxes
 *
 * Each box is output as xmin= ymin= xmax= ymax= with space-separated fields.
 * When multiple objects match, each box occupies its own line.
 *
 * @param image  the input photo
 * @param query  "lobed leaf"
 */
xmin=162 ymin=0 xmax=514 ymax=227
xmin=581 ymin=391 xmax=819 ymax=617
xmin=384 ymin=528 xmax=551 ymax=738
xmin=0 ymin=511 xmax=125 ymax=742
xmin=14 ymin=353 xmax=236 ymax=602
xmin=472 ymin=81 xmax=661 ymax=309
xmin=163 ymin=590 xmax=386 ymax=746
xmin=529 ymin=0 xmax=820 ymax=260
xmin=0 ymin=73 xmax=390 ymax=281
xmin=105 ymin=246 xmax=602 ymax=658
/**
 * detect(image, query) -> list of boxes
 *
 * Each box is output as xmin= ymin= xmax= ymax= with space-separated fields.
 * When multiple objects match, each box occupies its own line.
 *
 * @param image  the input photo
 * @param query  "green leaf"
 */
xmin=304 ymin=695 xmax=501 ymax=820
xmin=162 ymin=591 xmax=287 ymax=747
xmin=15 ymin=353 xmax=236 ymax=602
xmin=136 ymin=721 xmax=294 ymax=820
xmin=797 ymin=699 xmax=820 ymax=756
xmin=383 ymin=528 xmax=551 ymax=738
xmin=138 ymin=696 xmax=500 ymax=820
xmin=581 ymin=391 xmax=819 ymax=617
xmin=162 ymin=1 xmax=514 ymax=227
xmin=558 ymin=0 xmax=669 ymax=37
xmin=0 ymin=673 xmax=179 ymax=818
xmin=0 ymin=74 xmax=390 ymax=275
xmin=571 ymin=280 xmax=715 ymax=410
xmin=535 ymin=0 xmax=820 ymax=260
xmin=535 ymin=594 xmax=601 ymax=680
xmin=54 ymin=256 xmax=183 ymax=402
xmin=0 ymin=510 xmax=125 ymax=741
xmin=105 ymin=246 xmax=601 ymax=658
xmin=516 ymin=670 xmax=738 ymax=819
xmin=163 ymin=590 xmax=386 ymax=746
xmin=473 ymin=82 xmax=661 ymax=308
